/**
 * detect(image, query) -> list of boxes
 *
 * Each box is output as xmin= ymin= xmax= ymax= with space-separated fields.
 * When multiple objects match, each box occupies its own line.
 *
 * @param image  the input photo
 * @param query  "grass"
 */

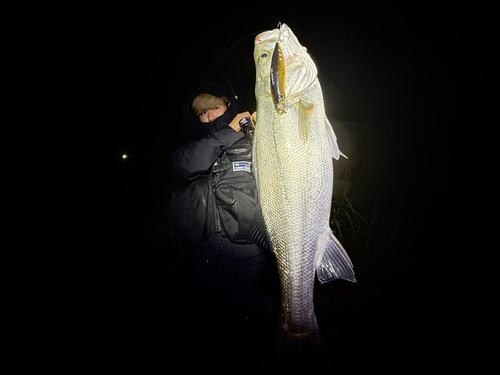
xmin=313 ymin=174 xmax=397 ymax=315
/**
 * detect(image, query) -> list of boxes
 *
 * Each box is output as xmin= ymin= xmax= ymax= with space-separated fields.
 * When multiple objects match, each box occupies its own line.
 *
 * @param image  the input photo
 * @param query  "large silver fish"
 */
xmin=253 ymin=23 xmax=356 ymax=339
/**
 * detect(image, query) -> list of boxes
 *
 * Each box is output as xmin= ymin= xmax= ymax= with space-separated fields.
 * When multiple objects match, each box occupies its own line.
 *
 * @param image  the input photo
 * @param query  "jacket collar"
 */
xmin=200 ymin=100 xmax=239 ymax=137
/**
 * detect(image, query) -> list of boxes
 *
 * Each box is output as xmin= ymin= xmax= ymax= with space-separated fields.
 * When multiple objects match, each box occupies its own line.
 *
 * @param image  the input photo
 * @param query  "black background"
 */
xmin=95 ymin=2 xmax=483 ymax=371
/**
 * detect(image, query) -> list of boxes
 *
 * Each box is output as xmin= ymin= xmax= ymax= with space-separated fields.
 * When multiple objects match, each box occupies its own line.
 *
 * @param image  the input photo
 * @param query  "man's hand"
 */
xmin=228 ymin=111 xmax=257 ymax=132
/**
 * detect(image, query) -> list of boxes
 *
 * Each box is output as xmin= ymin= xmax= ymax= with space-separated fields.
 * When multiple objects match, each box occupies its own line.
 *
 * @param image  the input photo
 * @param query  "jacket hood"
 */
xmin=182 ymin=82 xmax=238 ymax=123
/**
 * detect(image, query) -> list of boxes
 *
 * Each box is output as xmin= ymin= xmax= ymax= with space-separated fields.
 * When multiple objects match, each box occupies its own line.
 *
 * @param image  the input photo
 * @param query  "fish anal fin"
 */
xmin=316 ymin=230 xmax=356 ymax=284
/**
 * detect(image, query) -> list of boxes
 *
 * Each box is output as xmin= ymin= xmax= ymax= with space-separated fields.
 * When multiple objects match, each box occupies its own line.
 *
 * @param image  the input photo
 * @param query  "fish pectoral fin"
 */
xmin=316 ymin=231 xmax=356 ymax=284
xmin=298 ymin=99 xmax=314 ymax=145
xmin=325 ymin=117 xmax=348 ymax=160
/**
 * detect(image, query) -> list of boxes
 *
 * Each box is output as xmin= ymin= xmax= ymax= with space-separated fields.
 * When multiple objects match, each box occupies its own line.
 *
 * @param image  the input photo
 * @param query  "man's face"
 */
xmin=198 ymin=104 xmax=228 ymax=123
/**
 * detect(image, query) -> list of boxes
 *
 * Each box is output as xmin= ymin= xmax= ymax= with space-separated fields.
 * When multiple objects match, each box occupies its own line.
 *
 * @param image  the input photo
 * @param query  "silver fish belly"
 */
xmin=253 ymin=24 xmax=356 ymax=339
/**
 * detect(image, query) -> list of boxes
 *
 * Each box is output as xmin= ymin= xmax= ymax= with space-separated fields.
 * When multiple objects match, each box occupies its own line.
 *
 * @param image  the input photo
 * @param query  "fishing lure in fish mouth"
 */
xmin=270 ymin=23 xmax=286 ymax=113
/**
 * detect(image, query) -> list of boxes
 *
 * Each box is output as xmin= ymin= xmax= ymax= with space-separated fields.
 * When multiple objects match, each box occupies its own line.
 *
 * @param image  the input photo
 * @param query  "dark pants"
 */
xmin=182 ymin=254 xmax=279 ymax=367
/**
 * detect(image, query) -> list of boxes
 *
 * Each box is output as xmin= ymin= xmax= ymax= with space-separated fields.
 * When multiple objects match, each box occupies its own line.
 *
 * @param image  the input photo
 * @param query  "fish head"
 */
xmin=254 ymin=23 xmax=318 ymax=115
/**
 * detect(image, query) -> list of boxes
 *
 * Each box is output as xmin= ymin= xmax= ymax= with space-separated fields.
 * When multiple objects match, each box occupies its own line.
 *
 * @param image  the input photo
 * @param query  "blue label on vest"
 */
xmin=233 ymin=161 xmax=251 ymax=173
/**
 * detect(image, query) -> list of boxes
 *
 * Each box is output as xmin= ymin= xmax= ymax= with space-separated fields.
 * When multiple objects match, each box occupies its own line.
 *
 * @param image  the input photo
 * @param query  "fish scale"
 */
xmin=253 ymin=24 xmax=356 ymax=339
xmin=255 ymin=96 xmax=333 ymax=337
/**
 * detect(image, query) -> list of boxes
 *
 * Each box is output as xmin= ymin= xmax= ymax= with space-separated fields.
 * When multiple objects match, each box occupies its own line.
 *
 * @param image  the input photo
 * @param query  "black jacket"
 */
xmin=171 ymin=84 xmax=245 ymax=180
xmin=169 ymin=83 xmax=264 ymax=268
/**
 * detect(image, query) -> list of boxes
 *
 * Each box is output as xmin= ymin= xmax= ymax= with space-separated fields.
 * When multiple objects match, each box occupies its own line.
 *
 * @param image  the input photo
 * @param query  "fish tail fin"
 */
xmin=316 ymin=231 xmax=356 ymax=284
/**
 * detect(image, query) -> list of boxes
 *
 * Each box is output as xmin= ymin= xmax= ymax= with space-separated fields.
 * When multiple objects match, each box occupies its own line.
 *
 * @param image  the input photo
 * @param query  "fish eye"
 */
xmin=258 ymin=52 xmax=270 ymax=63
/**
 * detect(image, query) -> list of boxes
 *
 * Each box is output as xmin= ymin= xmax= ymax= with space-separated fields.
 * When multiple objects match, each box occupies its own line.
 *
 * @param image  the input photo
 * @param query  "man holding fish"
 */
xmin=169 ymin=81 xmax=277 ymax=358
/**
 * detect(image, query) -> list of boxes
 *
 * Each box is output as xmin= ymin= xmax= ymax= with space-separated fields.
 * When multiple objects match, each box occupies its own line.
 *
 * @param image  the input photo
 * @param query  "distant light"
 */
xmin=122 ymin=154 xmax=128 ymax=159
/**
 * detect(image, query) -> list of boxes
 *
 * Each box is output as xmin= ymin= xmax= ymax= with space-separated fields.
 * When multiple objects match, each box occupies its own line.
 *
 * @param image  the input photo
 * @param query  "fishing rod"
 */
xmin=196 ymin=30 xmax=263 ymax=101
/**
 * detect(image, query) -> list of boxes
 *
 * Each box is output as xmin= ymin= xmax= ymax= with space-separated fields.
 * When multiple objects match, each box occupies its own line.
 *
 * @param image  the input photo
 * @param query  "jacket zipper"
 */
xmin=211 ymin=155 xmax=224 ymax=233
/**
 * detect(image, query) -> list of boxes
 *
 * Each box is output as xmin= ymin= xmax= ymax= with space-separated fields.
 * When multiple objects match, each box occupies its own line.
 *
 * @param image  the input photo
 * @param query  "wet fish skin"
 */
xmin=253 ymin=24 xmax=356 ymax=339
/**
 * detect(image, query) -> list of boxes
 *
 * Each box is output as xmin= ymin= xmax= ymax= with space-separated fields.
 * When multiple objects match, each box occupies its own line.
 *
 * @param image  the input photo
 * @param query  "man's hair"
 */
xmin=192 ymin=93 xmax=229 ymax=116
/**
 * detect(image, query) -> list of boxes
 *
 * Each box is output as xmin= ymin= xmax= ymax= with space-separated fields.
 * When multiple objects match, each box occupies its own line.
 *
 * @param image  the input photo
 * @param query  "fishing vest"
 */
xmin=169 ymin=138 xmax=258 ymax=248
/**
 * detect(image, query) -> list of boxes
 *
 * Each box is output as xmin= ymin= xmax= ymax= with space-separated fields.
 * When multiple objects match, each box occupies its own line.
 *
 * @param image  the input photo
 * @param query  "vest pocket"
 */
xmin=215 ymin=177 xmax=258 ymax=243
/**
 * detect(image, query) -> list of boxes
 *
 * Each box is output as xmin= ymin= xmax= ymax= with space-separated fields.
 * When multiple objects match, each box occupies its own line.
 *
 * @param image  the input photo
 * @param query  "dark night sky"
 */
xmin=99 ymin=2 xmax=480 ymax=371
xmin=106 ymin=3 xmax=470 ymax=240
